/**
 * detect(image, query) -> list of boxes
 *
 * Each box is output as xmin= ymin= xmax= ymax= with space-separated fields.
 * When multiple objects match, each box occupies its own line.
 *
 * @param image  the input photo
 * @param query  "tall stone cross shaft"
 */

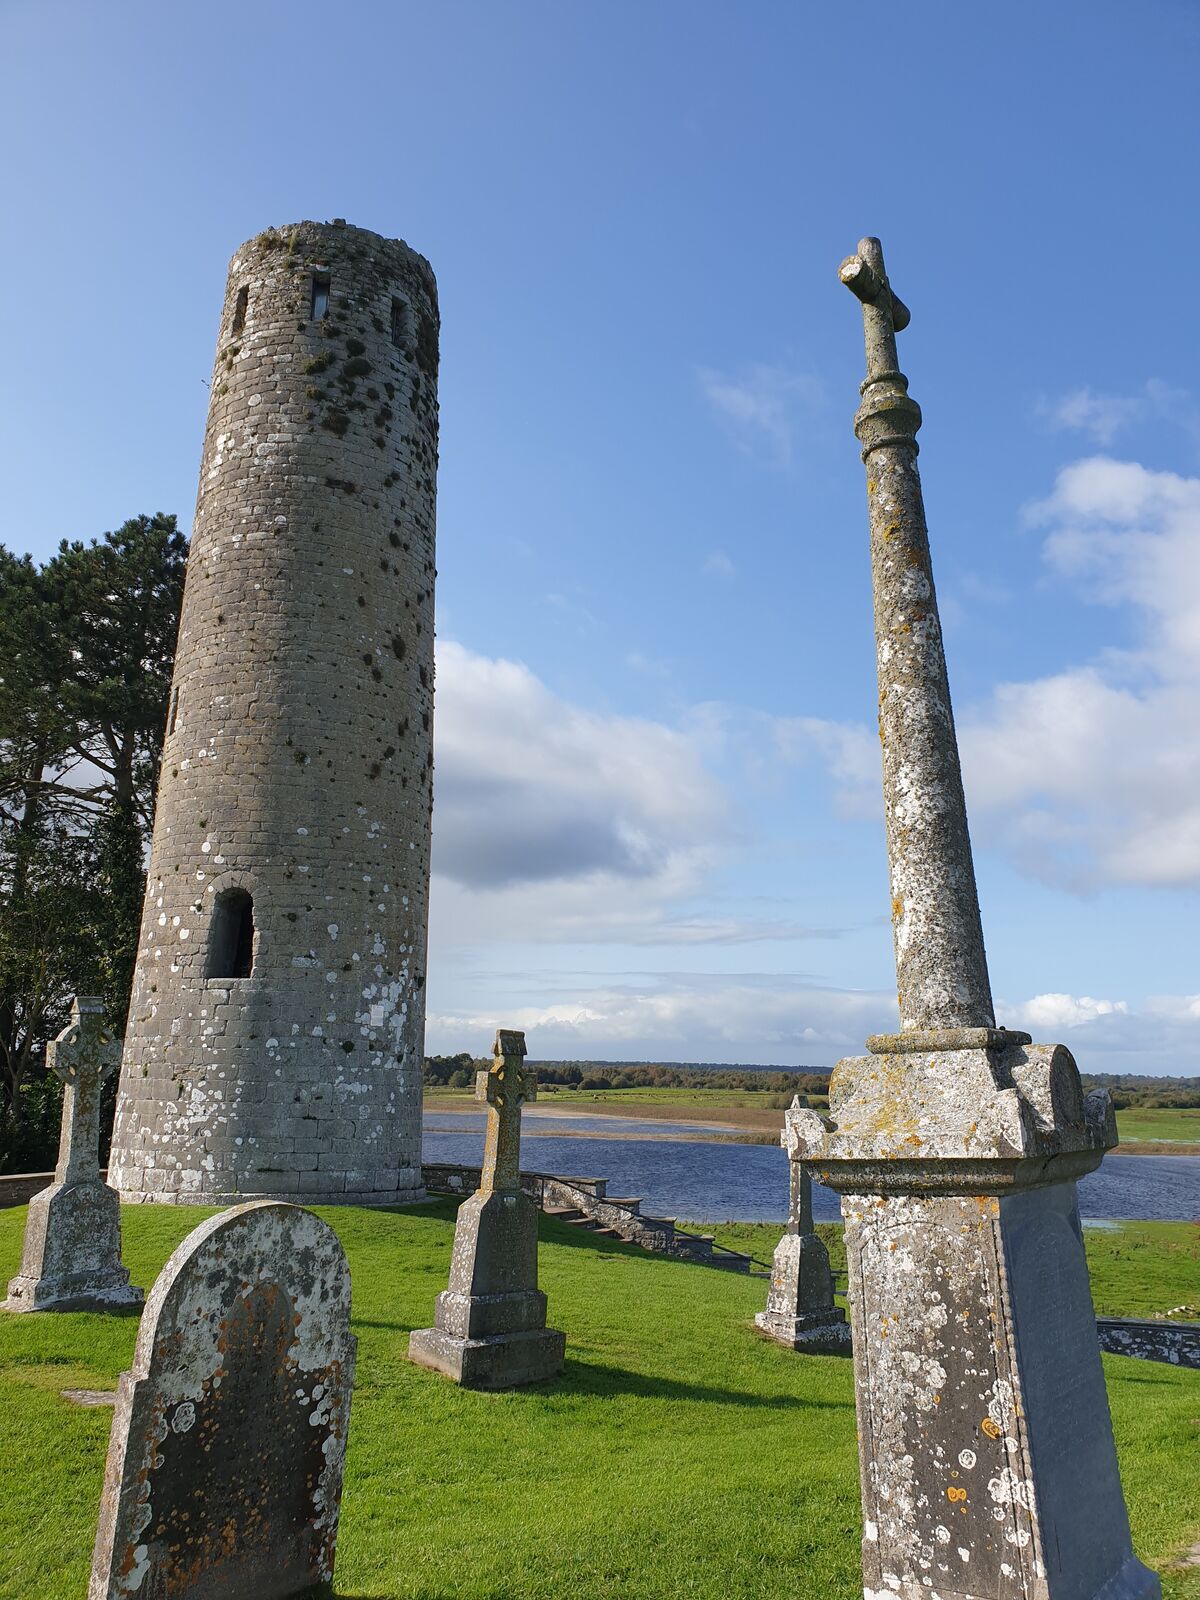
xmin=477 ymin=1028 xmax=537 ymax=1194
xmin=786 ymin=240 xmax=1158 ymax=1600
xmin=841 ymin=237 xmax=991 ymax=1032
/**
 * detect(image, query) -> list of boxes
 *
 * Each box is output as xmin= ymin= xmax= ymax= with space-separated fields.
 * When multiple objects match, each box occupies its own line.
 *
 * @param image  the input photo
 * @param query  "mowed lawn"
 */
xmin=1 ymin=1203 xmax=1198 ymax=1600
xmin=700 ymin=1220 xmax=1200 ymax=1319
xmin=1114 ymin=1106 xmax=1200 ymax=1148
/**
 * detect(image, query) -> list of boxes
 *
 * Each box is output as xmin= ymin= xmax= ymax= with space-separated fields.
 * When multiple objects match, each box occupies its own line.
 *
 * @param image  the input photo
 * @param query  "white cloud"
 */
xmin=996 ymin=990 xmax=1200 ymax=1077
xmin=427 ymin=976 xmax=1200 ymax=1071
xmin=432 ymin=640 xmax=727 ymax=895
xmin=1038 ymin=387 xmax=1148 ymax=446
xmin=772 ymin=715 xmax=879 ymax=819
xmin=427 ymin=973 xmax=895 ymax=1063
xmin=774 ymin=455 xmax=1200 ymax=891
xmin=698 ymin=363 xmax=826 ymax=466
xmin=1007 ymin=993 xmax=1130 ymax=1031
xmin=1036 ymin=380 xmax=1197 ymax=448
xmin=703 ymin=550 xmax=735 ymax=578
xmin=960 ymin=457 xmax=1200 ymax=887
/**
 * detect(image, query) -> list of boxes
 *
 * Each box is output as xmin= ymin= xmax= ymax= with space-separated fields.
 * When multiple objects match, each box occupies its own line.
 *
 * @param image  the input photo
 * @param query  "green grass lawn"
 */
xmin=1115 ymin=1106 xmax=1200 ymax=1146
xmin=697 ymin=1220 xmax=1200 ymax=1319
xmin=1 ymin=1202 xmax=1197 ymax=1600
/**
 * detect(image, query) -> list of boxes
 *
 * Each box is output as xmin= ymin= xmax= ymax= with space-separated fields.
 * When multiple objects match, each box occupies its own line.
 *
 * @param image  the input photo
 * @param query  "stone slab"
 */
xmin=89 ymin=1201 xmax=354 ymax=1600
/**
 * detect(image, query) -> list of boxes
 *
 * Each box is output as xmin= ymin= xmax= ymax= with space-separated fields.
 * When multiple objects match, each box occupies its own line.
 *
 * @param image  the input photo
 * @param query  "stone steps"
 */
xmin=422 ymin=1163 xmax=756 ymax=1273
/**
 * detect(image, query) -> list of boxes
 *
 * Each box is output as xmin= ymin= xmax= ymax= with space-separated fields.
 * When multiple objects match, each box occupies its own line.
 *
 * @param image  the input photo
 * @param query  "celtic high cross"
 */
xmin=476 ymin=1029 xmax=536 ymax=1194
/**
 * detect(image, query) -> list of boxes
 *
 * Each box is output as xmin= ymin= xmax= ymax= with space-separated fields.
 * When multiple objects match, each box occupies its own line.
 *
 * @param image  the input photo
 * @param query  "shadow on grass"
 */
xmin=561 ymin=1357 xmax=852 ymax=1409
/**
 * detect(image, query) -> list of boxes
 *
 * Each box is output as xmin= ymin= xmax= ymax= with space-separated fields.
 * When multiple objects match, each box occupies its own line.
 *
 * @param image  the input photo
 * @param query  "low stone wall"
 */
xmin=0 ymin=1173 xmax=54 ymax=1208
xmin=421 ymin=1162 xmax=608 ymax=1204
xmin=420 ymin=1163 xmax=743 ymax=1266
xmin=1096 ymin=1317 xmax=1200 ymax=1368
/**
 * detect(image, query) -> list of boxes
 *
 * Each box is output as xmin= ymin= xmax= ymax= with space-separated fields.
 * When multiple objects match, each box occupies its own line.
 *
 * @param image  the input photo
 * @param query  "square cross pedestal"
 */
xmin=790 ymin=1039 xmax=1159 ymax=1600
xmin=408 ymin=1031 xmax=564 ymax=1389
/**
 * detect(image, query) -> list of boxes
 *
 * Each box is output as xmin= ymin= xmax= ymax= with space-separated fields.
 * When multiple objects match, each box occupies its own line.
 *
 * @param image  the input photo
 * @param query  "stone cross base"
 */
xmin=407 ymin=1189 xmax=564 ymax=1390
xmin=5 ymin=1181 xmax=143 ymax=1313
xmin=843 ymin=1183 xmax=1158 ymax=1600
xmin=792 ymin=1041 xmax=1159 ymax=1600
xmin=754 ymin=1229 xmax=850 ymax=1353
xmin=755 ymin=1303 xmax=851 ymax=1353
xmin=408 ymin=1324 xmax=566 ymax=1390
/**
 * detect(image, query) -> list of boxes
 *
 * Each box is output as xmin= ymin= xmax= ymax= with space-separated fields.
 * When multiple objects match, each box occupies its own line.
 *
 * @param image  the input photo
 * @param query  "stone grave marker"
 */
xmin=755 ymin=1098 xmax=849 ymax=1352
xmin=408 ymin=1028 xmax=565 ymax=1389
xmin=785 ymin=237 xmax=1158 ymax=1600
xmin=89 ymin=1200 xmax=355 ymax=1600
xmin=5 ymin=997 xmax=142 ymax=1313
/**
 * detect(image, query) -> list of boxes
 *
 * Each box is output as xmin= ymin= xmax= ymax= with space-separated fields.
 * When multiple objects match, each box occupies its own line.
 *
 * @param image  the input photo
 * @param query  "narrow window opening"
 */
xmin=167 ymin=686 xmax=179 ymax=736
xmin=390 ymin=297 xmax=410 ymax=349
xmin=231 ymin=284 xmax=249 ymax=335
xmin=207 ymin=889 xmax=255 ymax=979
xmin=310 ymin=272 xmax=330 ymax=321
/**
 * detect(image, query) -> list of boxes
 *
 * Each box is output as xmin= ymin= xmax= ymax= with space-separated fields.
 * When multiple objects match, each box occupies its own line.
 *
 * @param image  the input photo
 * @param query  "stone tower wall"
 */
xmin=108 ymin=220 xmax=438 ymax=1204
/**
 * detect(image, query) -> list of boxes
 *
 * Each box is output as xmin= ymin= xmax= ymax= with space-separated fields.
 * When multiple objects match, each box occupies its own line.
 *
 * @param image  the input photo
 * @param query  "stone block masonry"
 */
xmin=108 ymin=221 xmax=438 ymax=1205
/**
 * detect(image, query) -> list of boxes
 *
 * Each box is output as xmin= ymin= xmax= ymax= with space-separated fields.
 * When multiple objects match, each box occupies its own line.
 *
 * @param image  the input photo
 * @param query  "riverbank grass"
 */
xmin=698 ymin=1220 xmax=1200 ymax=1320
xmin=1 ymin=1202 xmax=1197 ymax=1600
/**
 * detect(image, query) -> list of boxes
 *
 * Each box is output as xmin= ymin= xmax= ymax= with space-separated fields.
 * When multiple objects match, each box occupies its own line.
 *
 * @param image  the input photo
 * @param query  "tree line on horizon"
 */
xmin=423 ymin=1053 xmax=1200 ymax=1108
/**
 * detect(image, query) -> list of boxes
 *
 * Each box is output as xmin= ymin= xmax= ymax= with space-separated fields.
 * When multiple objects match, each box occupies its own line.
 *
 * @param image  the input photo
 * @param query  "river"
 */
xmin=422 ymin=1110 xmax=1200 ymax=1223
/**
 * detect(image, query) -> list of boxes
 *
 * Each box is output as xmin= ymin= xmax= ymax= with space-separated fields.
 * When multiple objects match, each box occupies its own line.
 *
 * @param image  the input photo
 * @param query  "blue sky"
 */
xmin=6 ymin=1 xmax=1200 ymax=1072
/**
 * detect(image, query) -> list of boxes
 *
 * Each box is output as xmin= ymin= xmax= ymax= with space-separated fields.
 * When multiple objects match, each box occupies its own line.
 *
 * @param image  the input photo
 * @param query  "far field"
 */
xmin=0 ymin=1205 xmax=1197 ymax=1599
xmin=426 ymin=1087 xmax=1200 ymax=1153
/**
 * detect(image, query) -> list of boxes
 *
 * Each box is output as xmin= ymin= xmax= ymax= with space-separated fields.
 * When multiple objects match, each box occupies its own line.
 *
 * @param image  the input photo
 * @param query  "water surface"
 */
xmin=422 ymin=1116 xmax=1200 ymax=1223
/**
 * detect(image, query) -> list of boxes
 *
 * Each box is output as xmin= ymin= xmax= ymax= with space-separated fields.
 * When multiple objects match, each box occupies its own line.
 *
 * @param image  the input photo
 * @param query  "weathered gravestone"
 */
xmin=784 ymin=239 xmax=1158 ymax=1600
xmin=408 ymin=1029 xmax=565 ymax=1389
xmin=89 ymin=1201 xmax=355 ymax=1600
xmin=4 ymin=997 xmax=142 ymax=1313
xmin=755 ymin=1098 xmax=849 ymax=1352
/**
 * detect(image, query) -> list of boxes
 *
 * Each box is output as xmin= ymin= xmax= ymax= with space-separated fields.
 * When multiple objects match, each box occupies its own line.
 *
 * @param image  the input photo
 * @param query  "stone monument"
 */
xmin=755 ymin=1098 xmax=849 ymax=1352
xmin=408 ymin=1029 xmax=565 ymax=1389
xmin=89 ymin=1200 xmax=355 ymax=1600
xmin=108 ymin=219 xmax=439 ymax=1206
xmin=785 ymin=238 xmax=1158 ymax=1600
xmin=5 ymin=997 xmax=142 ymax=1313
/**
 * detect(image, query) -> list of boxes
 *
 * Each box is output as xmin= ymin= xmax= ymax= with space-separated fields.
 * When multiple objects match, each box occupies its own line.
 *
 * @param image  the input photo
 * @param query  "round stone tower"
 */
xmin=109 ymin=220 xmax=438 ymax=1205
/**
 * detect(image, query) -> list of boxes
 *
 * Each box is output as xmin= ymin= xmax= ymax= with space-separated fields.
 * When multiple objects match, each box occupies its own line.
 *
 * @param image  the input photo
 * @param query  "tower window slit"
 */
xmin=207 ymin=889 xmax=255 ymax=979
xmin=391 ymin=297 xmax=410 ymax=348
xmin=167 ymin=686 xmax=179 ymax=736
xmin=231 ymin=285 xmax=249 ymax=335
xmin=311 ymin=272 xmax=330 ymax=320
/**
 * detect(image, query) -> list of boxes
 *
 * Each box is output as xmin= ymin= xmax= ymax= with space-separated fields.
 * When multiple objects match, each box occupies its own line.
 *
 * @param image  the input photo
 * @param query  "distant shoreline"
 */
xmin=425 ymin=1097 xmax=1199 ymax=1157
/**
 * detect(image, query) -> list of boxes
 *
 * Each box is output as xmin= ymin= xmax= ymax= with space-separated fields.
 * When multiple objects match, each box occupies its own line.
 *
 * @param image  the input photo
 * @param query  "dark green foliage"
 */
xmin=426 ymin=1053 xmax=833 ymax=1096
xmin=0 ymin=516 xmax=185 ymax=1169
